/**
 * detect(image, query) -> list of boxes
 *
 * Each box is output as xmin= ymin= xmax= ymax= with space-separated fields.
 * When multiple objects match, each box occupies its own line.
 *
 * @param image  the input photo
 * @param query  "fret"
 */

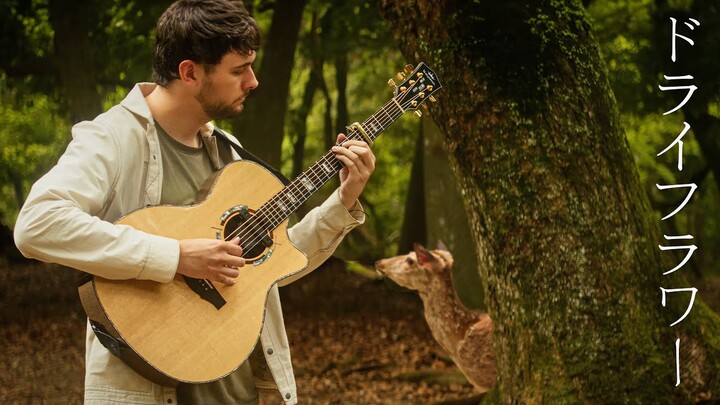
xmin=379 ymin=105 xmax=394 ymax=123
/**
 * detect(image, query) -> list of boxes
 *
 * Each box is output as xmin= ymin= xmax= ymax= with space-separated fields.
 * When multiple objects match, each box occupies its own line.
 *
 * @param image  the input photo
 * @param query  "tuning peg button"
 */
xmin=429 ymin=95 xmax=437 ymax=103
xmin=404 ymin=64 xmax=414 ymax=74
xmin=414 ymin=110 xmax=423 ymax=118
xmin=396 ymin=72 xmax=405 ymax=80
xmin=388 ymin=79 xmax=397 ymax=88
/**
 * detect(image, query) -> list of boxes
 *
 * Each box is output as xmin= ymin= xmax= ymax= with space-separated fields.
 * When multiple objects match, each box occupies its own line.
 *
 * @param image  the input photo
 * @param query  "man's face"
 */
xmin=195 ymin=51 xmax=259 ymax=120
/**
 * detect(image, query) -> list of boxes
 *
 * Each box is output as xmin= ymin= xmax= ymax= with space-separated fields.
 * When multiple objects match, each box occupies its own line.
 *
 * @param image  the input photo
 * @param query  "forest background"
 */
xmin=1 ymin=0 xmax=719 ymax=403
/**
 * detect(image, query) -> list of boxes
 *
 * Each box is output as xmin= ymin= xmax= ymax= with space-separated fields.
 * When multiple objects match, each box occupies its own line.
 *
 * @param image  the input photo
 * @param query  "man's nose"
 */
xmin=244 ymin=68 xmax=259 ymax=91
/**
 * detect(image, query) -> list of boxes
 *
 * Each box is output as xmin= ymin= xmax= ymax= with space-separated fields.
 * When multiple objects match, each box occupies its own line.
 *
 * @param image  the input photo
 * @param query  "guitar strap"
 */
xmin=78 ymin=127 xmax=290 ymax=387
xmin=212 ymin=127 xmax=290 ymax=186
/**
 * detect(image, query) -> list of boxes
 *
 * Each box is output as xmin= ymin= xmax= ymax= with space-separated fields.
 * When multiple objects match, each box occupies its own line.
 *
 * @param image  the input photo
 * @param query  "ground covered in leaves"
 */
xmin=0 ymin=259 xmax=481 ymax=404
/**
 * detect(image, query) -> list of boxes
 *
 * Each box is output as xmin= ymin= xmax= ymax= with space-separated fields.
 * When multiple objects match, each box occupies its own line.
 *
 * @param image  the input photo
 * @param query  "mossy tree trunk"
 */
xmin=378 ymin=0 xmax=720 ymax=402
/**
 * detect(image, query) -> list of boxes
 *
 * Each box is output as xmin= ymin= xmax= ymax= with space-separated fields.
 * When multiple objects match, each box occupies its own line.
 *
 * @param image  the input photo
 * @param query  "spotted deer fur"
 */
xmin=375 ymin=244 xmax=496 ymax=392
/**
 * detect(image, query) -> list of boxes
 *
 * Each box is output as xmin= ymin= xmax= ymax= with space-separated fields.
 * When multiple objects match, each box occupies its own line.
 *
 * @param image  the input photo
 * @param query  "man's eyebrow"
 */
xmin=233 ymin=61 xmax=253 ymax=69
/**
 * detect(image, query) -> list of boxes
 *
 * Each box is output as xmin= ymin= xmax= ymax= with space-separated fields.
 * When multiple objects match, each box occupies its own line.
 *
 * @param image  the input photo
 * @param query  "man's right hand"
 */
xmin=176 ymin=237 xmax=245 ymax=285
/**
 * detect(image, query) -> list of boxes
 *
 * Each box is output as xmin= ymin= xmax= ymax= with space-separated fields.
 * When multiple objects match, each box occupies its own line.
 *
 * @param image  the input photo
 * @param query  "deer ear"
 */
xmin=413 ymin=243 xmax=437 ymax=268
xmin=436 ymin=239 xmax=449 ymax=252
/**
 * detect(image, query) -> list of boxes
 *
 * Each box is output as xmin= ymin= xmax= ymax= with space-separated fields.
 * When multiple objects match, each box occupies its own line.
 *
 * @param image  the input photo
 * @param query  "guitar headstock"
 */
xmin=389 ymin=62 xmax=442 ymax=114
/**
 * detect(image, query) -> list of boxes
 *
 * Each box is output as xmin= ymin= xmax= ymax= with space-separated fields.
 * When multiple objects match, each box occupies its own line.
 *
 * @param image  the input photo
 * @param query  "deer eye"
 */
xmin=405 ymin=257 xmax=415 ymax=265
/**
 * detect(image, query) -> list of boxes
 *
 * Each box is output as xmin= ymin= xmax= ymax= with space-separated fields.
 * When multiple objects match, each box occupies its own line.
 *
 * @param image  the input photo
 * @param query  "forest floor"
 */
xmin=0 ymin=258 xmax=481 ymax=404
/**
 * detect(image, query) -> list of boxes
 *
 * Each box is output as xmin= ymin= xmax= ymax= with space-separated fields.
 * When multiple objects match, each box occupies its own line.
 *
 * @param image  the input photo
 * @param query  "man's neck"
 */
xmin=145 ymin=84 xmax=208 ymax=148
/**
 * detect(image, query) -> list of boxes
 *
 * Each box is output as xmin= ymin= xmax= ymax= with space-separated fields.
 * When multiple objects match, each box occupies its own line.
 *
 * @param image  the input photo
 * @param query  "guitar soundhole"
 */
xmin=222 ymin=211 xmax=273 ymax=261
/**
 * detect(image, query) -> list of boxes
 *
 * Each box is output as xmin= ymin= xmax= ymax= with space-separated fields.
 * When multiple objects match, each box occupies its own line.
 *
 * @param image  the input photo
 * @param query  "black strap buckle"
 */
xmin=90 ymin=321 xmax=124 ymax=357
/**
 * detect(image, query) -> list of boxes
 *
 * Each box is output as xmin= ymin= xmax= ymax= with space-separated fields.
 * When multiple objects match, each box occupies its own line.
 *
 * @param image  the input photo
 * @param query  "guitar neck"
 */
xmin=234 ymin=62 xmax=441 ymax=253
xmin=255 ymin=98 xmax=405 ymax=230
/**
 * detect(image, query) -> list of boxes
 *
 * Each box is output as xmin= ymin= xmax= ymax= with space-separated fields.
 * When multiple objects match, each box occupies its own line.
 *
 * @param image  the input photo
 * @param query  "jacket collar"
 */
xmin=121 ymin=82 xmax=215 ymax=138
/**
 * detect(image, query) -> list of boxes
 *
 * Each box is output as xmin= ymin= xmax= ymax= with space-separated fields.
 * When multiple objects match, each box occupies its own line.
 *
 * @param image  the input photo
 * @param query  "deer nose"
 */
xmin=374 ymin=260 xmax=384 ymax=272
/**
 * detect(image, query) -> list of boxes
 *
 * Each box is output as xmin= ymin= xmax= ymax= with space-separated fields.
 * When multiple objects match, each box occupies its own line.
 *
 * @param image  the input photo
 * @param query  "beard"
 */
xmin=195 ymin=79 xmax=247 ymax=120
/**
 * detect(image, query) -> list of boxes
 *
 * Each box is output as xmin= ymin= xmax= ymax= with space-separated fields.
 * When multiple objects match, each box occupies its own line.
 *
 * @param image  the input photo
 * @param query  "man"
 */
xmin=13 ymin=1 xmax=375 ymax=404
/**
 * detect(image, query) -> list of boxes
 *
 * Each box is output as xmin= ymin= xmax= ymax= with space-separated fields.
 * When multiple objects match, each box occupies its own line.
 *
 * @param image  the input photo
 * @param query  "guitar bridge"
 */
xmin=183 ymin=276 xmax=226 ymax=310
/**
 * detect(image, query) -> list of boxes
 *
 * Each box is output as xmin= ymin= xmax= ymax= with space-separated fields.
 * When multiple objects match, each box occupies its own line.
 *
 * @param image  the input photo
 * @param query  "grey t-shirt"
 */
xmin=154 ymin=123 xmax=259 ymax=405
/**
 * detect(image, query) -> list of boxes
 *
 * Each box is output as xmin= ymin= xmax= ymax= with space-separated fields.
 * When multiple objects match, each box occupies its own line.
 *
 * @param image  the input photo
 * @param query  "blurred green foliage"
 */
xmin=0 ymin=73 xmax=68 ymax=224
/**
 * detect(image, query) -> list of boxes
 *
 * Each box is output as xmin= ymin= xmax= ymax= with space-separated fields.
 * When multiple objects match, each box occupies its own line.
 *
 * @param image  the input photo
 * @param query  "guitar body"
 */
xmin=89 ymin=160 xmax=308 ymax=384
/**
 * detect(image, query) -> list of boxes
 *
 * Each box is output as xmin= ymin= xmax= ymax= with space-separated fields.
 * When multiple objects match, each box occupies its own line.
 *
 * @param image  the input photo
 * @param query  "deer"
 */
xmin=375 ymin=243 xmax=496 ymax=393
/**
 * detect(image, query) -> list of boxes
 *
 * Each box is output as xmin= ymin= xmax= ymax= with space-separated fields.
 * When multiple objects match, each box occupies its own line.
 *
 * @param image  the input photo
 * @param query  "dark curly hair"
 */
xmin=152 ymin=0 xmax=260 ymax=86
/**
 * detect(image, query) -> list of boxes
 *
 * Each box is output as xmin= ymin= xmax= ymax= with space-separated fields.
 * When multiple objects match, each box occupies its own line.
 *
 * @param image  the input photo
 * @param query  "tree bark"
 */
xmin=231 ymin=0 xmax=306 ymax=169
xmin=378 ymin=0 xmax=720 ymax=402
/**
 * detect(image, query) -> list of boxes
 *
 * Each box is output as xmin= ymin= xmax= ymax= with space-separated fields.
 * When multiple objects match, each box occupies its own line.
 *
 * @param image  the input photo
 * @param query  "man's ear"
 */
xmin=413 ymin=243 xmax=437 ymax=269
xmin=178 ymin=60 xmax=201 ymax=85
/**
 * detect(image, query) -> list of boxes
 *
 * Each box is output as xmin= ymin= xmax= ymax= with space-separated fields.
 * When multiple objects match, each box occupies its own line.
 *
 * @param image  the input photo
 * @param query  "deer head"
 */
xmin=375 ymin=243 xmax=454 ymax=292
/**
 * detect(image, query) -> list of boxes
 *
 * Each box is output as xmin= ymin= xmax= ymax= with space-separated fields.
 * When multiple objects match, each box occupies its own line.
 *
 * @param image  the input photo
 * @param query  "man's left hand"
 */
xmin=332 ymin=134 xmax=376 ymax=209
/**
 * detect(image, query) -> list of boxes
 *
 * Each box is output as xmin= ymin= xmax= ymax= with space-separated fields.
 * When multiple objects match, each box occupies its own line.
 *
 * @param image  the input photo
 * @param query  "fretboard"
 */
xmin=244 ymin=98 xmax=405 ymax=244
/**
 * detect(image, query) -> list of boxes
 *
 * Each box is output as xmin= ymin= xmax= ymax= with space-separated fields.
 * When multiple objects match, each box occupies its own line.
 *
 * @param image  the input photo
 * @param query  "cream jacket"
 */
xmin=14 ymin=83 xmax=364 ymax=404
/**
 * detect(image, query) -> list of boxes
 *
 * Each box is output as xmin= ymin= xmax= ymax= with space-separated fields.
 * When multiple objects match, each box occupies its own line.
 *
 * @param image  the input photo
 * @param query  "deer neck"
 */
xmin=417 ymin=270 xmax=481 ymax=354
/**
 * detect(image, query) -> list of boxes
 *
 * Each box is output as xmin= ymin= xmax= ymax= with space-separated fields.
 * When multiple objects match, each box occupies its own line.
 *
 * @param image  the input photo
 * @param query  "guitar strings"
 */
xmin=223 ymin=85 xmax=428 ymax=258
xmin=226 ymin=99 xmax=407 ymax=256
xmin=225 ymin=89 xmax=424 ymax=257
xmin=223 ymin=97 xmax=403 ymax=249
xmin=224 ymin=98 xmax=404 ymax=253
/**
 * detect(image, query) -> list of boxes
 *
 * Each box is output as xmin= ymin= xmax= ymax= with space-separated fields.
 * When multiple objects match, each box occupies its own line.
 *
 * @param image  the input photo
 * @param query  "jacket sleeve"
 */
xmin=279 ymin=189 xmax=365 ymax=286
xmin=13 ymin=120 xmax=179 ymax=283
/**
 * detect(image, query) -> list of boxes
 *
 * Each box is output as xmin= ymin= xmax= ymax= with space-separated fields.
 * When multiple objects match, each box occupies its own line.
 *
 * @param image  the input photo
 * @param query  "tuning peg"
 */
xmin=404 ymin=64 xmax=414 ymax=74
xmin=414 ymin=110 xmax=423 ymax=118
xmin=387 ymin=79 xmax=397 ymax=88
xmin=429 ymin=95 xmax=437 ymax=103
xmin=396 ymin=72 xmax=405 ymax=80
xmin=421 ymin=104 xmax=428 ymax=111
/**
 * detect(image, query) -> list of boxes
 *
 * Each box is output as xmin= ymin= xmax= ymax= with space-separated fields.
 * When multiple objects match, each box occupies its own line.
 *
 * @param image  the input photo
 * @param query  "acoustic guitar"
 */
xmin=79 ymin=63 xmax=442 ymax=385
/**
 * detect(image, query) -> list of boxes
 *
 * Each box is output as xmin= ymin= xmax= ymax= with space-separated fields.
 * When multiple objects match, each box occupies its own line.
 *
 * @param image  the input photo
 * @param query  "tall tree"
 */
xmin=231 ymin=0 xmax=307 ymax=168
xmin=379 ymin=0 xmax=720 ymax=402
